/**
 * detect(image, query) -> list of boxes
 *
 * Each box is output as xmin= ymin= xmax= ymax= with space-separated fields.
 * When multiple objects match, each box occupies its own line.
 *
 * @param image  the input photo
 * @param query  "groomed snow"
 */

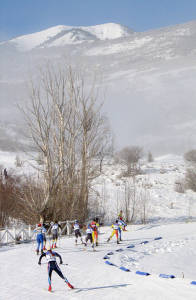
xmin=1 ymin=222 xmax=196 ymax=299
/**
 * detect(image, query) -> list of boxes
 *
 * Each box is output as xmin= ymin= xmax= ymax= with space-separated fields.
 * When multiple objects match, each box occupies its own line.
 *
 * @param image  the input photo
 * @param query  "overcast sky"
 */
xmin=1 ymin=0 xmax=196 ymax=41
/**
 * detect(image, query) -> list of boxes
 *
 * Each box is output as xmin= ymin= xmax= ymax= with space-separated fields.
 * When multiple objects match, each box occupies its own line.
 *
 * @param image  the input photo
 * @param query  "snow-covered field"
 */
xmin=1 ymin=222 xmax=196 ymax=300
xmin=1 ymin=152 xmax=196 ymax=298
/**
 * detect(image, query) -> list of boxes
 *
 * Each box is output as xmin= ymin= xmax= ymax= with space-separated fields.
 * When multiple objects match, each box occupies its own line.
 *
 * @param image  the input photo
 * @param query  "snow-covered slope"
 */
xmin=2 ymin=23 xmax=134 ymax=51
xmin=1 ymin=222 xmax=196 ymax=300
xmin=1 ymin=151 xmax=195 ymax=224
xmin=1 ymin=153 xmax=196 ymax=299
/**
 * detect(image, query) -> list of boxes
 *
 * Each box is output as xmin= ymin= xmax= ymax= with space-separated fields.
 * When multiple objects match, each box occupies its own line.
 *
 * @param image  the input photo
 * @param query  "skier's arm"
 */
xmin=54 ymin=252 xmax=63 ymax=264
xmin=38 ymin=252 xmax=46 ymax=265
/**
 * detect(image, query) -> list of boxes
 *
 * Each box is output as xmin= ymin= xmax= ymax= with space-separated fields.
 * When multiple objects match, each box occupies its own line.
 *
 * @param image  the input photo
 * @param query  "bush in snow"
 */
xmin=185 ymin=168 xmax=196 ymax=192
xmin=116 ymin=146 xmax=143 ymax=176
xmin=184 ymin=149 xmax=196 ymax=164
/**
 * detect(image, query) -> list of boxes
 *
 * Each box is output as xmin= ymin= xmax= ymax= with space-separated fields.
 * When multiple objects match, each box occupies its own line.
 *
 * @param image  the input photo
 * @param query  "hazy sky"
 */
xmin=1 ymin=0 xmax=196 ymax=41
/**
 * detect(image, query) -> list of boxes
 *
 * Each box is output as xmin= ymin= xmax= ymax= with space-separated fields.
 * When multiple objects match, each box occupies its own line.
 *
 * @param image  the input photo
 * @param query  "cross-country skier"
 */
xmin=90 ymin=218 xmax=99 ymax=246
xmin=84 ymin=224 xmax=94 ymax=248
xmin=118 ymin=210 xmax=123 ymax=220
xmin=51 ymin=221 xmax=62 ymax=248
xmin=73 ymin=220 xmax=83 ymax=245
xmin=107 ymin=220 xmax=120 ymax=244
xmin=117 ymin=210 xmax=127 ymax=231
xmin=38 ymin=245 xmax=74 ymax=292
xmin=34 ymin=223 xmax=47 ymax=255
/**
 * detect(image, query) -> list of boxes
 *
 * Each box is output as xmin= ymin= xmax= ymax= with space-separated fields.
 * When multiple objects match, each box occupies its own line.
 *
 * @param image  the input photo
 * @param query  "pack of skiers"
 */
xmin=35 ymin=212 xmax=127 ymax=292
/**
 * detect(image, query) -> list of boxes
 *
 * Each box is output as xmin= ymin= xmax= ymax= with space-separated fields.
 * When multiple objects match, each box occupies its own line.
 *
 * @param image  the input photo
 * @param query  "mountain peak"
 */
xmin=4 ymin=23 xmax=134 ymax=51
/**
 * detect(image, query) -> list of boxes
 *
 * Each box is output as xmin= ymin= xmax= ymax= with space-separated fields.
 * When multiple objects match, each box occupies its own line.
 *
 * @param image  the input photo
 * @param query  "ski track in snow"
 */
xmin=1 ymin=223 xmax=196 ymax=300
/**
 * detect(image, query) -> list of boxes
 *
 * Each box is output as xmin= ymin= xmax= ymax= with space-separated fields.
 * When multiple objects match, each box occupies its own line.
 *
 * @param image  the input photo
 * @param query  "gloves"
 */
xmin=38 ymin=262 xmax=41 ymax=265
xmin=60 ymin=260 xmax=63 ymax=264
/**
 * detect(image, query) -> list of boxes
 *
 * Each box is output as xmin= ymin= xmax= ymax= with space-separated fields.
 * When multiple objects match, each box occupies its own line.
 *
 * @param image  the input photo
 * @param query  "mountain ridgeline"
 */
xmin=1 ymin=21 xmax=196 ymax=154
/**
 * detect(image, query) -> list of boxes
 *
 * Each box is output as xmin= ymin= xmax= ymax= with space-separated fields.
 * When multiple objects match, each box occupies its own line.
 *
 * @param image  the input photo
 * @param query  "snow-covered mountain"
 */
xmin=1 ymin=21 xmax=196 ymax=153
xmin=1 ymin=23 xmax=134 ymax=51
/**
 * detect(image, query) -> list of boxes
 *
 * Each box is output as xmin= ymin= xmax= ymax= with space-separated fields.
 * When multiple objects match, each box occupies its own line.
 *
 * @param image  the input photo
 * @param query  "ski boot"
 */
xmin=96 ymin=241 xmax=98 ymax=246
xmin=48 ymin=285 xmax=52 ymax=292
xmin=66 ymin=282 xmax=74 ymax=289
xmin=36 ymin=249 xmax=39 ymax=255
xmin=107 ymin=237 xmax=110 ymax=243
xmin=117 ymin=240 xmax=120 ymax=244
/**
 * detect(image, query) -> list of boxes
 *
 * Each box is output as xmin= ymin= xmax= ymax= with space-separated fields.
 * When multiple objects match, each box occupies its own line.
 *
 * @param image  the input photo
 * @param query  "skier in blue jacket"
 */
xmin=34 ymin=223 xmax=47 ymax=255
xmin=38 ymin=245 xmax=74 ymax=292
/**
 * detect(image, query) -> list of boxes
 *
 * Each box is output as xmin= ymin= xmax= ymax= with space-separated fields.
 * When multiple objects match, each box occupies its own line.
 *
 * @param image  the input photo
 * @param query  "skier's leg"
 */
xmin=79 ymin=231 xmax=83 ymax=243
xmin=92 ymin=231 xmax=95 ymax=248
xmin=90 ymin=234 xmax=93 ymax=244
xmin=43 ymin=234 xmax=46 ymax=250
xmin=111 ymin=230 xmax=115 ymax=239
xmin=36 ymin=235 xmax=40 ymax=254
xmin=52 ymin=234 xmax=55 ymax=248
xmin=75 ymin=231 xmax=78 ymax=245
xmin=48 ymin=264 xmax=53 ymax=291
xmin=95 ymin=231 xmax=98 ymax=246
xmin=92 ymin=231 xmax=95 ymax=243
xmin=54 ymin=263 xmax=74 ymax=289
xmin=55 ymin=234 xmax=58 ymax=248
xmin=115 ymin=230 xmax=119 ymax=244
xmin=118 ymin=228 xmax=122 ymax=241
xmin=40 ymin=235 xmax=44 ymax=253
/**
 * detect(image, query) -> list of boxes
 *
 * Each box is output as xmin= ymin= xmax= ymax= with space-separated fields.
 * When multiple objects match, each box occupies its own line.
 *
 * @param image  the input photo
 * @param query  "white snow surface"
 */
xmin=1 ymin=222 xmax=196 ymax=299
xmin=1 ymin=153 xmax=196 ymax=299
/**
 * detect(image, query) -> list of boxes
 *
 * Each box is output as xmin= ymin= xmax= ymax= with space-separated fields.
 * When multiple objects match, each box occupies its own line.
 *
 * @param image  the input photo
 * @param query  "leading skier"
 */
xmin=38 ymin=245 xmax=74 ymax=292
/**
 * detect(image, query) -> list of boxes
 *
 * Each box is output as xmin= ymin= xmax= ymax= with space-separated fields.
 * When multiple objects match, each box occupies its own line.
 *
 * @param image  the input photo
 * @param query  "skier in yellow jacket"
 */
xmin=107 ymin=220 xmax=121 ymax=244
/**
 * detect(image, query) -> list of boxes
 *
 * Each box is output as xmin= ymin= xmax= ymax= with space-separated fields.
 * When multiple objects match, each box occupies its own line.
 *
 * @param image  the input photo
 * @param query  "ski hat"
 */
xmin=74 ymin=220 xmax=78 ymax=223
xmin=38 ymin=223 xmax=42 ymax=227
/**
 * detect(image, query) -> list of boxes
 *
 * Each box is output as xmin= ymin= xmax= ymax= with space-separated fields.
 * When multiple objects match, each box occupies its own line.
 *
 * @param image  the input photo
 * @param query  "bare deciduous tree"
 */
xmin=21 ymin=64 xmax=111 ymax=222
xmin=117 ymin=146 xmax=143 ymax=175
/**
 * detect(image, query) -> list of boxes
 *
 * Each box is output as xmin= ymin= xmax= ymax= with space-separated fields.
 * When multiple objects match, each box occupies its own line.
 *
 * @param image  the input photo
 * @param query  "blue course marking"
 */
xmin=136 ymin=271 xmax=150 ymax=276
xmin=159 ymin=274 xmax=175 ymax=279
xmin=154 ymin=237 xmax=162 ymax=241
xmin=119 ymin=266 xmax=130 ymax=272
xmin=103 ymin=255 xmax=110 ymax=259
xmin=140 ymin=241 xmax=149 ymax=244
xmin=105 ymin=260 xmax=116 ymax=266
xmin=191 ymin=281 xmax=196 ymax=285
xmin=116 ymin=248 xmax=124 ymax=252
xmin=127 ymin=245 xmax=135 ymax=248
xmin=107 ymin=252 xmax=114 ymax=255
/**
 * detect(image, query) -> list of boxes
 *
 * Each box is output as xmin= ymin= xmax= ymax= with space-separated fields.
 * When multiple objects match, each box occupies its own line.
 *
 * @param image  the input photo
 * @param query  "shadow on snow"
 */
xmin=74 ymin=283 xmax=132 ymax=293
